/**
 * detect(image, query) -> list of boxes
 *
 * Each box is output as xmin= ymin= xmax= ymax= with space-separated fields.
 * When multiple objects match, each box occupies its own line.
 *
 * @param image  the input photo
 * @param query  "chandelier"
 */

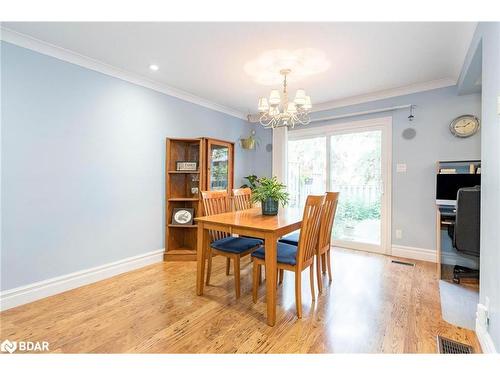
xmin=257 ymin=69 xmax=312 ymax=129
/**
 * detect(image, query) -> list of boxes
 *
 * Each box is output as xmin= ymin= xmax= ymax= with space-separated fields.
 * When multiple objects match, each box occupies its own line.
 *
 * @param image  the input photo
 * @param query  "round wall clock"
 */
xmin=449 ymin=115 xmax=480 ymax=138
xmin=172 ymin=208 xmax=194 ymax=225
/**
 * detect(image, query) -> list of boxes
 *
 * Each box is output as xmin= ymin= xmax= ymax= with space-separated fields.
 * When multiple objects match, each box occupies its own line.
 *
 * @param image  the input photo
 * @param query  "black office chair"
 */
xmin=452 ymin=185 xmax=480 ymax=283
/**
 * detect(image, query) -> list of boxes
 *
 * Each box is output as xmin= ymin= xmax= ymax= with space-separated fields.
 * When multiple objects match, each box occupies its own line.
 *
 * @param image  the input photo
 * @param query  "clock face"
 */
xmin=174 ymin=210 xmax=192 ymax=224
xmin=450 ymin=115 xmax=480 ymax=138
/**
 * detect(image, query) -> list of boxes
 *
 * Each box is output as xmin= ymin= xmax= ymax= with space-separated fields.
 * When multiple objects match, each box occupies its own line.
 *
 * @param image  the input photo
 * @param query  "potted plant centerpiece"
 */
xmin=251 ymin=177 xmax=290 ymax=216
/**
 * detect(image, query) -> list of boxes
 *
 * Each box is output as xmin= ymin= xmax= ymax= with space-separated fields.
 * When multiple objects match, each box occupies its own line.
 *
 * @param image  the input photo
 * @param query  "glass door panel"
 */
xmin=330 ymin=130 xmax=382 ymax=246
xmin=208 ymin=142 xmax=230 ymax=191
xmin=287 ymin=137 xmax=326 ymax=209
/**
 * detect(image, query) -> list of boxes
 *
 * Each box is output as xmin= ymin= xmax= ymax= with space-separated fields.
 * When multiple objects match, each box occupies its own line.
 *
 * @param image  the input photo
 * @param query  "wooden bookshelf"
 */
xmin=165 ymin=138 xmax=204 ymax=261
xmin=165 ymin=137 xmax=234 ymax=261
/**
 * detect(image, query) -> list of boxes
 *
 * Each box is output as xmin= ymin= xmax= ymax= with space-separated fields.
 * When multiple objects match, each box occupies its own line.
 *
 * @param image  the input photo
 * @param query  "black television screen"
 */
xmin=436 ymin=174 xmax=481 ymax=200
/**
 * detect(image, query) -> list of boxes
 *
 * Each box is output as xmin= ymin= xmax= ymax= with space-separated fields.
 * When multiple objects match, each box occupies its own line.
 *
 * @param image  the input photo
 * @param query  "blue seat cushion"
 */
xmin=278 ymin=231 xmax=300 ymax=246
xmin=210 ymin=236 xmax=263 ymax=254
xmin=252 ymin=242 xmax=298 ymax=266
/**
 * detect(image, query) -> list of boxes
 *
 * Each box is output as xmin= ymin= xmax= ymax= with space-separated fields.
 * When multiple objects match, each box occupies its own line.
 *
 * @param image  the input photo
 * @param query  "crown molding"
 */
xmin=1 ymin=27 xmax=458 ymax=121
xmin=312 ymin=78 xmax=457 ymax=113
xmin=0 ymin=27 xmax=248 ymax=120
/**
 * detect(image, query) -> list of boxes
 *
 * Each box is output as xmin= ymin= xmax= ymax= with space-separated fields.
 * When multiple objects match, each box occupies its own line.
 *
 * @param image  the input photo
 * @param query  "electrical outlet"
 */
xmin=477 ymin=303 xmax=489 ymax=328
xmin=396 ymin=163 xmax=407 ymax=173
xmin=395 ymin=229 xmax=403 ymax=239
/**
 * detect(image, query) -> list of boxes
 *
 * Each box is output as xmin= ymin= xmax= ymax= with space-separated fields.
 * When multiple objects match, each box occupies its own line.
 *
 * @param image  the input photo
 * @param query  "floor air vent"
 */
xmin=391 ymin=260 xmax=415 ymax=267
xmin=437 ymin=336 xmax=473 ymax=354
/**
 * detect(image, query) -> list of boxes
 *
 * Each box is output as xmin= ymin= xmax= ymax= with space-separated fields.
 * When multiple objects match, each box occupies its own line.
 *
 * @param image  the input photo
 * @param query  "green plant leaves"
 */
xmin=250 ymin=176 xmax=290 ymax=207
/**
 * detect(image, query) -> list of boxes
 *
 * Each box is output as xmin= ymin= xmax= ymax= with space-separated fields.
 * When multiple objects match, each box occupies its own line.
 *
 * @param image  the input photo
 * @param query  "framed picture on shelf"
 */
xmin=171 ymin=208 xmax=195 ymax=225
xmin=176 ymin=161 xmax=198 ymax=171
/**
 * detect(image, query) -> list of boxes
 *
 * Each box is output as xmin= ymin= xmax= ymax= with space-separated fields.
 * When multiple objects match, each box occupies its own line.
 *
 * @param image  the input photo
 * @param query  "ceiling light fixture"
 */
xmin=149 ymin=64 xmax=159 ymax=71
xmin=245 ymin=48 xmax=330 ymax=85
xmin=257 ymin=69 xmax=311 ymax=129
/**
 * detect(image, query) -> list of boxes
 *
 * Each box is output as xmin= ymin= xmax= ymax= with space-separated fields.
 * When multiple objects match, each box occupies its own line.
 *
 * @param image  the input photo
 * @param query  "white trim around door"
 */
xmin=288 ymin=116 xmax=393 ymax=255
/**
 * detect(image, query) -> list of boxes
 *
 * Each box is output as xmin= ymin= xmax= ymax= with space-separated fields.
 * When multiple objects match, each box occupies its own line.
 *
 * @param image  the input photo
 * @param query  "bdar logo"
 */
xmin=0 ymin=339 xmax=48 ymax=353
xmin=1 ymin=339 xmax=17 ymax=353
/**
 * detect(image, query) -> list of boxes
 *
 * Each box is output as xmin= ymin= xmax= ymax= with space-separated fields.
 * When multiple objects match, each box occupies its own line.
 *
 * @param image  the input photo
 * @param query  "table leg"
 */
xmin=196 ymin=223 xmax=207 ymax=295
xmin=264 ymin=232 xmax=277 ymax=326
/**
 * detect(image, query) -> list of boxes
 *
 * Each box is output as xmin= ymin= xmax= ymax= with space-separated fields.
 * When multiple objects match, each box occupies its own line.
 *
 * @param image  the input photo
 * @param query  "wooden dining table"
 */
xmin=195 ymin=206 xmax=302 ymax=326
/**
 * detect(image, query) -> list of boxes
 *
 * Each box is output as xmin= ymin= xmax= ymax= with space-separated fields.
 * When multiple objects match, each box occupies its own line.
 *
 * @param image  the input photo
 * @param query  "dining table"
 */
xmin=195 ymin=206 xmax=303 ymax=326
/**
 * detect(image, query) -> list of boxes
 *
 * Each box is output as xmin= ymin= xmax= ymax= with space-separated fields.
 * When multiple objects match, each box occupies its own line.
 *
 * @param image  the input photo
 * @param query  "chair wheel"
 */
xmin=453 ymin=278 xmax=460 ymax=284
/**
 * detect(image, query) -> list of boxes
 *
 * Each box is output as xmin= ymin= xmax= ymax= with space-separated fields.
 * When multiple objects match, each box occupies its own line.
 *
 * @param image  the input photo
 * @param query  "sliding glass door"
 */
xmin=330 ymin=129 xmax=383 ymax=249
xmin=287 ymin=118 xmax=391 ymax=254
xmin=287 ymin=137 xmax=327 ymax=209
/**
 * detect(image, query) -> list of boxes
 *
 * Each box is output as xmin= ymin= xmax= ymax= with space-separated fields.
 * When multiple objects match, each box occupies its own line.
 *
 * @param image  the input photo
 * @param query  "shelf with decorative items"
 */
xmin=168 ymin=170 xmax=200 ymax=174
xmin=165 ymin=137 xmax=234 ymax=261
xmin=165 ymin=138 xmax=204 ymax=261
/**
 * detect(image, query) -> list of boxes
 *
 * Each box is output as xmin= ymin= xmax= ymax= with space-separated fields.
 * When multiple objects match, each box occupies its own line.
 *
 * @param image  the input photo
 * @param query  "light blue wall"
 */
xmin=252 ymin=87 xmax=480 ymax=251
xmin=251 ymin=125 xmax=273 ymax=179
xmin=468 ymin=22 xmax=500 ymax=351
xmin=0 ymin=41 xmax=258 ymax=291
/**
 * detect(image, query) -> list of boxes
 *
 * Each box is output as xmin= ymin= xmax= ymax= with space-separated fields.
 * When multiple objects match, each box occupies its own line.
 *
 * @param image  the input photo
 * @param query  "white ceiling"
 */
xmin=2 ymin=22 xmax=476 ymax=117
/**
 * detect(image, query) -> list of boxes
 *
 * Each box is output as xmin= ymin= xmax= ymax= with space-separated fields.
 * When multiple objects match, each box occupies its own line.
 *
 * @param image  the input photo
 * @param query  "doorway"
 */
xmin=287 ymin=117 xmax=392 ymax=254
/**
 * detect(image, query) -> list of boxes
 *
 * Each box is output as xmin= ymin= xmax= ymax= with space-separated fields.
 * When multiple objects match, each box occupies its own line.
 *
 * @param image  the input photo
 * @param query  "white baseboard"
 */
xmin=0 ymin=248 xmax=164 ymax=312
xmin=391 ymin=245 xmax=437 ymax=263
xmin=476 ymin=316 xmax=498 ymax=353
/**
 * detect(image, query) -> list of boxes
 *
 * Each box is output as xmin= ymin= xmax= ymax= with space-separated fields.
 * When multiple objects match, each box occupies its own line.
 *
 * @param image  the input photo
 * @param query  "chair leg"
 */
xmin=252 ymin=260 xmax=259 ymax=303
xmin=309 ymin=265 xmax=316 ymax=301
xmin=295 ymin=269 xmax=302 ymax=319
xmin=321 ymin=253 xmax=327 ymax=274
xmin=326 ymin=249 xmax=333 ymax=282
xmin=226 ymin=257 xmax=231 ymax=275
xmin=205 ymin=248 xmax=213 ymax=285
xmin=258 ymin=264 xmax=262 ymax=285
xmin=234 ymin=256 xmax=241 ymax=299
xmin=316 ymin=254 xmax=323 ymax=294
xmin=279 ymin=269 xmax=284 ymax=285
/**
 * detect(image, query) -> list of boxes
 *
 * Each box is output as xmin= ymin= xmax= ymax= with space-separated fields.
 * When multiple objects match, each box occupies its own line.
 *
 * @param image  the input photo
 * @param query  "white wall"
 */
xmin=467 ymin=22 xmax=500 ymax=353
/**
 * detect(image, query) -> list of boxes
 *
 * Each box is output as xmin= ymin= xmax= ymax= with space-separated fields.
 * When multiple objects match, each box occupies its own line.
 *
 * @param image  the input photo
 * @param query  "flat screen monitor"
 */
xmin=436 ymin=174 xmax=481 ymax=205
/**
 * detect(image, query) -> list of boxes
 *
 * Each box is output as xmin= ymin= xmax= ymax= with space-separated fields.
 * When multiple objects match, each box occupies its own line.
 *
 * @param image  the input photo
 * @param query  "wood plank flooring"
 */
xmin=0 ymin=248 xmax=480 ymax=353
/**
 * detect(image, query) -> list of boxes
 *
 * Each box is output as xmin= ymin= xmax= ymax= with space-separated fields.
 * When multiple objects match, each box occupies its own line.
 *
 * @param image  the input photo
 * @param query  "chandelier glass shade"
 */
xmin=257 ymin=69 xmax=312 ymax=129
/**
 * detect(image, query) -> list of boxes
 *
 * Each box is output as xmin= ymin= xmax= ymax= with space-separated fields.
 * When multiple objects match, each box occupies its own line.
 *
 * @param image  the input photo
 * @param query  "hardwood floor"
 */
xmin=0 ymin=248 xmax=480 ymax=353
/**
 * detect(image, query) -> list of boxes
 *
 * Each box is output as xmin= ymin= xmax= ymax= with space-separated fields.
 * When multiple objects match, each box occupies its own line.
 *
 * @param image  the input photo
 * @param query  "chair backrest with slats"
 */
xmin=317 ymin=192 xmax=340 ymax=252
xmin=296 ymin=195 xmax=325 ymax=266
xmin=232 ymin=188 xmax=252 ymax=211
xmin=201 ymin=190 xmax=230 ymax=241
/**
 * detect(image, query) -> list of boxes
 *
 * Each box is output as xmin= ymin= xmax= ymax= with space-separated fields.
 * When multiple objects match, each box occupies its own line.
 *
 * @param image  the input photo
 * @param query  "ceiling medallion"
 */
xmin=257 ymin=68 xmax=311 ymax=129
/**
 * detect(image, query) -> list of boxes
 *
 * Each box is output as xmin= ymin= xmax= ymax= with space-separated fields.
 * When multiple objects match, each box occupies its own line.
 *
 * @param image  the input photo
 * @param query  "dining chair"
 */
xmin=232 ymin=187 xmax=253 ymax=211
xmin=201 ymin=190 xmax=263 ymax=298
xmin=315 ymin=192 xmax=339 ymax=292
xmin=279 ymin=192 xmax=339 ymax=293
xmin=251 ymin=195 xmax=325 ymax=318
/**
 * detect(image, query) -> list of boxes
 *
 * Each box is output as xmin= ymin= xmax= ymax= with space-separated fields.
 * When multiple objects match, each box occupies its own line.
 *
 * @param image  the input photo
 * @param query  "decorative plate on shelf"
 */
xmin=172 ymin=208 xmax=194 ymax=225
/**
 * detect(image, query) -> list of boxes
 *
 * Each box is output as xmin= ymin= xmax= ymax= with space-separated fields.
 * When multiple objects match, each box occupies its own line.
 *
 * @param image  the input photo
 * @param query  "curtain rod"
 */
xmin=310 ymin=104 xmax=414 ymax=123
